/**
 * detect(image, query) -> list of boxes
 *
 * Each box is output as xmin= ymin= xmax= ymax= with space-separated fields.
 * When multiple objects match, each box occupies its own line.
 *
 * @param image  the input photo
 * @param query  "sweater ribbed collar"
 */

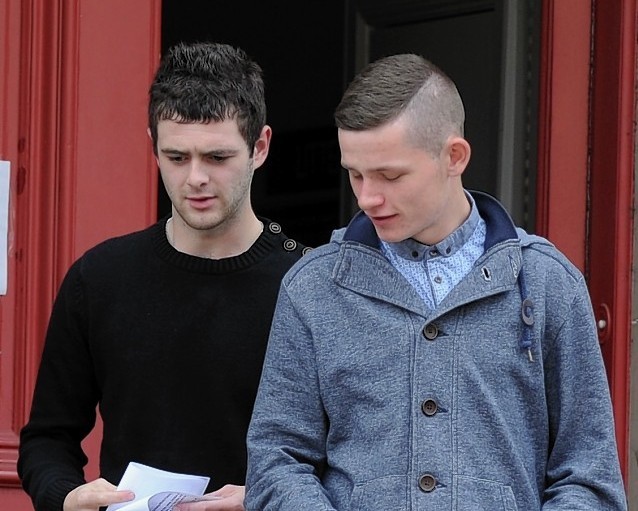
xmin=151 ymin=215 xmax=279 ymax=274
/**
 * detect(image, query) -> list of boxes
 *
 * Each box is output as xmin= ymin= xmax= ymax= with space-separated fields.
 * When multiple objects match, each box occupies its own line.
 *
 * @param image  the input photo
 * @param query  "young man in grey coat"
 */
xmin=244 ymin=53 xmax=627 ymax=510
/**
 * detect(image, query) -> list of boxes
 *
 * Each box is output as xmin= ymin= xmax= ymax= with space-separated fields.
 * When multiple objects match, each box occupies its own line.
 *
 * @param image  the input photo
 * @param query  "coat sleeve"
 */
xmin=245 ymin=284 xmax=337 ymax=511
xmin=541 ymin=273 xmax=627 ymax=510
xmin=18 ymin=260 xmax=100 ymax=511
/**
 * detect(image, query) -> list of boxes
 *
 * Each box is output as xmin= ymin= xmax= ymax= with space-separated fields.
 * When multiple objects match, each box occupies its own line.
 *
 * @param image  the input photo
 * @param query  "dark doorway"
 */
xmin=160 ymin=1 xmax=346 ymax=247
xmin=161 ymin=0 xmax=540 ymax=244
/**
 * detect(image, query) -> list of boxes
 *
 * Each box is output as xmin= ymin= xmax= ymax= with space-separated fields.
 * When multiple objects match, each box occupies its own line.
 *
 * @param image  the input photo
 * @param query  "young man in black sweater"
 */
xmin=18 ymin=42 xmax=308 ymax=511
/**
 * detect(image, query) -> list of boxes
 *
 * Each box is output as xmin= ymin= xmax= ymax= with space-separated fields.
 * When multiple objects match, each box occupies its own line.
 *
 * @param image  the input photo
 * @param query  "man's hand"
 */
xmin=174 ymin=484 xmax=245 ymax=511
xmin=63 ymin=478 xmax=135 ymax=511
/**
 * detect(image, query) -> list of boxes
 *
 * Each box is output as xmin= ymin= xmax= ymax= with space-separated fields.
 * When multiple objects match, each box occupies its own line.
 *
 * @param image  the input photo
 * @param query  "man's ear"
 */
xmin=446 ymin=136 xmax=471 ymax=177
xmin=252 ymin=125 xmax=272 ymax=170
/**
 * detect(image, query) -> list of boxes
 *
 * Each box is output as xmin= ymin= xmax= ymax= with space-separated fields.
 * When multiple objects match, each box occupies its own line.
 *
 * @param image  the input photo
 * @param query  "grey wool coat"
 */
xmin=245 ymin=191 xmax=627 ymax=511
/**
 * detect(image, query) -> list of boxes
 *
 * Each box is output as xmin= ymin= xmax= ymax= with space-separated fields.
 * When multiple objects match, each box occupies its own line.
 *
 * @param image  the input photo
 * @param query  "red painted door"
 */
xmin=536 ymin=0 xmax=634 ymax=481
xmin=587 ymin=0 xmax=635 ymax=482
xmin=0 ymin=1 xmax=160 ymax=508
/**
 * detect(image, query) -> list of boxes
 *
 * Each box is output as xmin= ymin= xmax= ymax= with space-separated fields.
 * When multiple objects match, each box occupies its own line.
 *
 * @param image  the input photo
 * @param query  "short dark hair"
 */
xmin=148 ymin=42 xmax=266 ymax=154
xmin=334 ymin=53 xmax=465 ymax=155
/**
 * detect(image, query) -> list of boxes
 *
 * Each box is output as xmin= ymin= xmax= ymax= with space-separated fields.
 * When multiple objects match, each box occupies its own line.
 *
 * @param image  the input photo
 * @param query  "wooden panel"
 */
xmin=73 ymin=0 xmax=161 ymax=255
xmin=354 ymin=0 xmax=494 ymax=27
xmin=535 ymin=0 xmax=592 ymax=271
xmin=0 ymin=0 xmax=61 ymax=488
xmin=588 ymin=0 xmax=635 ymax=481
xmin=0 ymin=0 xmax=161 ymax=507
xmin=0 ymin=2 xmax=28 ymax=507
xmin=538 ymin=0 xmax=634 ymax=482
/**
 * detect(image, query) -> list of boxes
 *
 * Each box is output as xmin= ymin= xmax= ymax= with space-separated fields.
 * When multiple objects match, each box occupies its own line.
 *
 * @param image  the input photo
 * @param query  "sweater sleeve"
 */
xmin=541 ymin=274 xmax=627 ymax=510
xmin=18 ymin=260 xmax=101 ymax=511
xmin=245 ymin=285 xmax=336 ymax=511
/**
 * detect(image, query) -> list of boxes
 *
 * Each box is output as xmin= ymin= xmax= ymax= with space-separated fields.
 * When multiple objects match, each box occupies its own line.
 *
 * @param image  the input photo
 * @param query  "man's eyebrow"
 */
xmin=341 ymin=163 xmax=391 ymax=173
xmin=159 ymin=148 xmax=238 ymax=157
xmin=160 ymin=147 xmax=187 ymax=155
xmin=203 ymin=148 xmax=238 ymax=157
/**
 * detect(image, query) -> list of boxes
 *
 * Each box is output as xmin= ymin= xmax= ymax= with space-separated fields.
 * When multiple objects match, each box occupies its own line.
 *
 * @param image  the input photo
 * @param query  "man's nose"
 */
xmin=186 ymin=159 xmax=209 ymax=186
xmin=356 ymin=179 xmax=384 ymax=210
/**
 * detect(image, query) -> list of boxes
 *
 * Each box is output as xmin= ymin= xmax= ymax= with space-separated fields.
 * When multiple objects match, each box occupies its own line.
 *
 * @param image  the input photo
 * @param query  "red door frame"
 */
xmin=0 ymin=1 xmax=161 ymax=508
xmin=537 ymin=0 xmax=635 ymax=479
xmin=588 ymin=0 xmax=635 ymax=482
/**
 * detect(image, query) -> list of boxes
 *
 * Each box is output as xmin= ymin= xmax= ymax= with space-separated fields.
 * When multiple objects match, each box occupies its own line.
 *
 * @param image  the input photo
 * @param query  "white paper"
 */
xmin=111 ymin=491 xmax=218 ymax=511
xmin=106 ymin=462 xmax=212 ymax=511
xmin=0 ymin=161 xmax=9 ymax=295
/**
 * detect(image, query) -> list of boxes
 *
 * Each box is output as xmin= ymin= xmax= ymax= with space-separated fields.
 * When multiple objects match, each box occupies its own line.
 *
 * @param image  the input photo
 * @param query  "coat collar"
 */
xmin=337 ymin=190 xmax=534 ymax=359
xmin=342 ymin=189 xmax=519 ymax=251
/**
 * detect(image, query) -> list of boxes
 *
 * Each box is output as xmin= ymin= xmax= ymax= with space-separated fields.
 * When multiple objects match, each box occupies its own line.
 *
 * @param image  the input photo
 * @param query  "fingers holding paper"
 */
xmin=63 ymin=478 xmax=135 ymax=511
xmin=173 ymin=484 xmax=245 ymax=511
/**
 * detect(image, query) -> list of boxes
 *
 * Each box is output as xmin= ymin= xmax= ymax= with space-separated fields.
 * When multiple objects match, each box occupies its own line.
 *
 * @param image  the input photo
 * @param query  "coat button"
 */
xmin=268 ymin=222 xmax=282 ymax=234
xmin=418 ymin=474 xmax=436 ymax=492
xmin=421 ymin=399 xmax=438 ymax=416
xmin=422 ymin=324 xmax=438 ymax=340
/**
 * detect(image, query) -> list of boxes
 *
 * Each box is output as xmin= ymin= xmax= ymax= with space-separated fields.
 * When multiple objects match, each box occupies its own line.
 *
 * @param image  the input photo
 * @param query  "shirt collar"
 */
xmin=382 ymin=193 xmax=481 ymax=261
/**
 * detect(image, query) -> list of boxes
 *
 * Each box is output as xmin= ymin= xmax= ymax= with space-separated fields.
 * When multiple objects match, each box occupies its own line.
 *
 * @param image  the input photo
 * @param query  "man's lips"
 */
xmin=186 ymin=196 xmax=216 ymax=209
xmin=369 ymin=213 xmax=397 ymax=224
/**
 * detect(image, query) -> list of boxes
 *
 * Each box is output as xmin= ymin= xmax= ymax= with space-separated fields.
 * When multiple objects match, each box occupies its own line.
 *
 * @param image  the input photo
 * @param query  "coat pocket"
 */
xmin=350 ymin=475 xmax=406 ymax=511
xmin=456 ymin=475 xmax=518 ymax=511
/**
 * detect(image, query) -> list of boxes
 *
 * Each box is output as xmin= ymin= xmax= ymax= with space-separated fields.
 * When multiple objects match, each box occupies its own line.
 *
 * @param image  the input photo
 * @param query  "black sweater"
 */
xmin=18 ymin=217 xmax=307 ymax=511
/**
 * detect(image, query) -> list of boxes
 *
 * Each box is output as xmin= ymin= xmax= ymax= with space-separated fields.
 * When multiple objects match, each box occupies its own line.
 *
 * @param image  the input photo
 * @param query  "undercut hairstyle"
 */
xmin=334 ymin=53 xmax=465 ymax=155
xmin=148 ymin=42 xmax=266 ymax=154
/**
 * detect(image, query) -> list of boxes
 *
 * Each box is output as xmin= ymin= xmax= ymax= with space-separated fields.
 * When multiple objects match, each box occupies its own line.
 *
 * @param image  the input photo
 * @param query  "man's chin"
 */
xmin=375 ymin=230 xmax=407 ymax=244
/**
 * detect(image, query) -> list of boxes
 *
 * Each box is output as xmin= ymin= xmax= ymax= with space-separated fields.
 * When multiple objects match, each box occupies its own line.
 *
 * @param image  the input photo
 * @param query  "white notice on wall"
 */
xmin=0 ymin=161 xmax=9 ymax=295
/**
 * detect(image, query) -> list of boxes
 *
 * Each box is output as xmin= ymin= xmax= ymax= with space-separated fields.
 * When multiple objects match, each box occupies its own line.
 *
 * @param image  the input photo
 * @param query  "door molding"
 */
xmin=0 ymin=0 xmax=161 ymax=494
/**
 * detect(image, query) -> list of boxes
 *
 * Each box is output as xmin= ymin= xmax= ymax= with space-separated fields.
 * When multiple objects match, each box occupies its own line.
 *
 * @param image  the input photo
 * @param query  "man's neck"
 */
xmin=166 ymin=213 xmax=264 ymax=259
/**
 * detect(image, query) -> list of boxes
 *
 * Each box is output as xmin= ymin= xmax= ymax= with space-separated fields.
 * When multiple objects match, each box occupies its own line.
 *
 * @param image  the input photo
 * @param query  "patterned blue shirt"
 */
xmin=381 ymin=195 xmax=486 ymax=310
